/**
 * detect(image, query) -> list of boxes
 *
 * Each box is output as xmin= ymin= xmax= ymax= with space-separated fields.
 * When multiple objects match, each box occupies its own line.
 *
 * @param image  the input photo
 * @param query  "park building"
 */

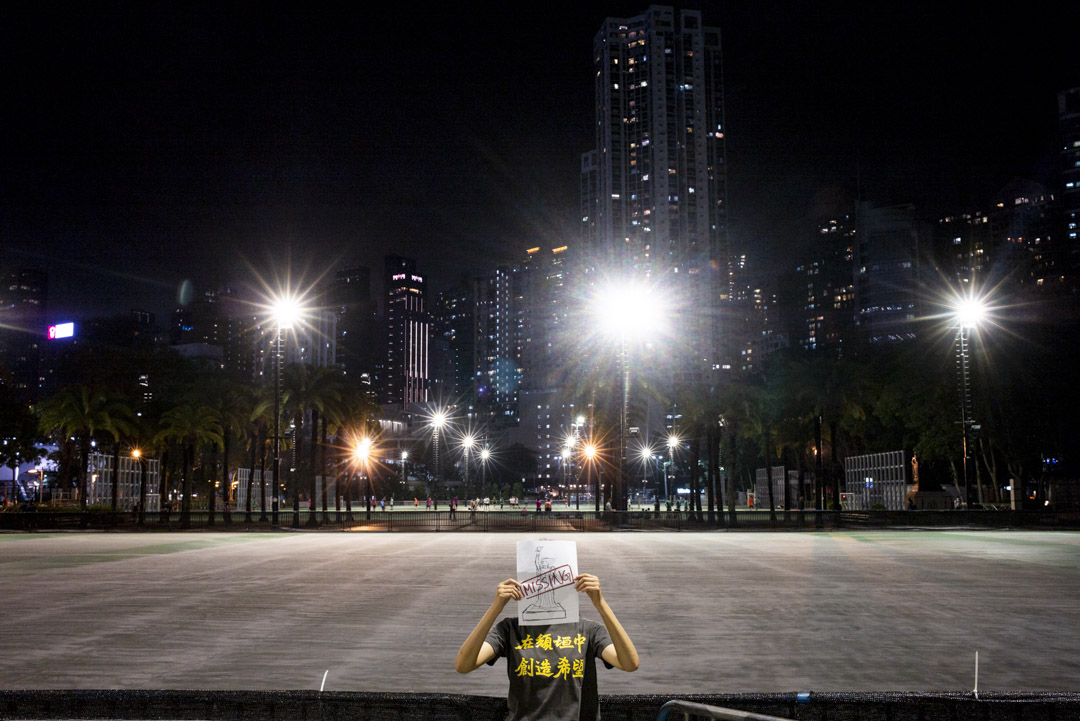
xmin=83 ymin=451 xmax=161 ymax=512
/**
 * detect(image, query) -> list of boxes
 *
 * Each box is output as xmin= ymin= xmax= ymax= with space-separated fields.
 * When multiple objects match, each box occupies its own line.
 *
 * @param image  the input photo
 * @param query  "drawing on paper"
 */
xmin=517 ymin=540 xmax=578 ymax=626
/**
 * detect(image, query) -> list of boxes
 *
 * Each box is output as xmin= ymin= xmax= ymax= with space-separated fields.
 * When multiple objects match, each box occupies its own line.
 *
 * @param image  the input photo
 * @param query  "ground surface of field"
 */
xmin=2 ymin=531 xmax=1077 ymax=694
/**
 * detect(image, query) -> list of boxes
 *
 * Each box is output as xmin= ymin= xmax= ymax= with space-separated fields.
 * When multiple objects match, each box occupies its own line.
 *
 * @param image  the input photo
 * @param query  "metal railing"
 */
xmin=657 ymin=700 xmax=794 ymax=721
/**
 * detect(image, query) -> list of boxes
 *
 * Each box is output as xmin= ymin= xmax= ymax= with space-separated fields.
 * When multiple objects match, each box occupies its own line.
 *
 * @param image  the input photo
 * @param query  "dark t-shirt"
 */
xmin=486 ymin=617 xmax=613 ymax=721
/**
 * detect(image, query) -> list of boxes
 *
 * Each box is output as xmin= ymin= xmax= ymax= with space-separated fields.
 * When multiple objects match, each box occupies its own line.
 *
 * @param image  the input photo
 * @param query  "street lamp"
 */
xmin=593 ymin=281 xmax=667 ymax=512
xmin=479 ymin=446 xmax=491 ymax=501
xmin=400 ymin=450 xmax=408 ymax=493
xmin=582 ymin=441 xmax=599 ymax=512
xmin=354 ymin=437 xmax=373 ymax=520
xmin=953 ymin=295 xmax=987 ymax=509
xmin=666 ymin=434 xmax=680 ymax=501
xmin=270 ymin=292 xmax=302 ymax=526
xmin=638 ymin=443 xmax=655 ymax=507
xmin=461 ymin=434 xmax=476 ymax=493
xmin=132 ymin=448 xmax=146 ymax=525
xmin=429 ymin=409 xmax=449 ymax=504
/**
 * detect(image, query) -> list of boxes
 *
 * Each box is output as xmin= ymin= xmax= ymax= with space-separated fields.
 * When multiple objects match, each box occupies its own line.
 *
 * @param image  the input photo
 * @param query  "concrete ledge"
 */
xmin=3 ymin=690 xmax=1080 ymax=721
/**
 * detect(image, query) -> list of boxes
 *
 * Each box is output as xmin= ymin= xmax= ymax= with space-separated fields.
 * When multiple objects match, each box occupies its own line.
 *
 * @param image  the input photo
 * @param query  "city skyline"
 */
xmin=3 ymin=2 xmax=1078 ymax=323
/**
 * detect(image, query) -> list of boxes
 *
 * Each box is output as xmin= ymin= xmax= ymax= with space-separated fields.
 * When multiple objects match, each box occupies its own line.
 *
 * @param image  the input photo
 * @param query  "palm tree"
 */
xmin=717 ymin=382 xmax=755 ymax=528
xmin=128 ymin=416 xmax=160 ymax=525
xmin=37 ymin=387 xmax=129 ymax=511
xmin=204 ymin=382 xmax=256 ymax=526
xmin=300 ymin=366 xmax=344 ymax=526
xmin=105 ymin=396 xmax=137 ymax=514
xmin=326 ymin=382 xmax=380 ymax=518
xmin=281 ymin=363 xmax=340 ymax=526
xmin=800 ymin=355 xmax=869 ymax=510
xmin=157 ymin=403 xmax=223 ymax=529
xmin=0 ymin=396 xmax=46 ymax=503
xmin=245 ymin=385 xmax=276 ymax=522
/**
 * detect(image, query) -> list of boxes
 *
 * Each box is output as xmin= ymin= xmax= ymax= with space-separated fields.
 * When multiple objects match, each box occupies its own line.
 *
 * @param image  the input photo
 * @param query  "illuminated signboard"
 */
xmin=392 ymin=273 xmax=406 ymax=281
xmin=47 ymin=322 xmax=75 ymax=339
xmin=411 ymin=274 xmax=423 ymax=283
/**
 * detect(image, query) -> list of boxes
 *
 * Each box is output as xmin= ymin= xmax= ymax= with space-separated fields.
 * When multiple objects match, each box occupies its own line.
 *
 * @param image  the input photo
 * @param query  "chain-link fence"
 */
xmin=1 ymin=509 xmax=1078 ymax=532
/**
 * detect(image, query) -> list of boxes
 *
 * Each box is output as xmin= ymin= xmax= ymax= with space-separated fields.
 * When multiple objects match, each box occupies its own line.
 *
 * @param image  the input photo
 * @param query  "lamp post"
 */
xmin=638 ymin=443 xmax=655 ymax=508
xmin=354 ymin=437 xmax=372 ymax=520
xmin=400 ymin=450 xmax=408 ymax=495
xmin=270 ymin=294 xmax=301 ymax=526
xmin=594 ymin=284 xmax=666 ymax=511
xmin=666 ymin=434 xmax=679 ymax=501
xmin=480 ymin=447 xmax=490 ymax=501
xmin=561 ymin=445 xmax=573 ymax=508
xmin=132 ymin=448 xmax=146 ymax=525
xmin=583 ymin=442 xmax=599 ymax=512
xmin=954 ymin=297 xmax=986 ymax=509
xmin=461 ymin=434 xmax=476 ymax=494
xmin=429 ymin=409 xmax=448 ymax=504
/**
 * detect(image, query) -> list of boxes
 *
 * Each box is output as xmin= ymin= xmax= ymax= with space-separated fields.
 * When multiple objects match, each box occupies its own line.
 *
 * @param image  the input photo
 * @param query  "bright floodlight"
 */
xmin=401 ymin=451 xmax=408 ymax=460
xmin=594 ymin=282 xmax=667 ymax=338
xmin=271 ymin=294 xmax=303 ymax=329
xmin=583 ymin=443 xmax=598 ymax=461
xmin=954 ymin=298 xmax=987 ymax=329
xmin=462 ymin=434 xmax=476 ymax=450
xmin=480 ymin=448 xmax=491 ymax=462
xmin=131 ymin=448 xmax=141 ymax=459
xmin=667 ymin=435 xmax=680 ymax=450
xmin=576 ymin=415 xmax=586 ymax=425
xmin=638 ymin=444 xmax=655 ymax=463
xmin=430 ymin=409 xmax=448 ymax=429
xmin=354 ymin=437 xmax=372 ymax=462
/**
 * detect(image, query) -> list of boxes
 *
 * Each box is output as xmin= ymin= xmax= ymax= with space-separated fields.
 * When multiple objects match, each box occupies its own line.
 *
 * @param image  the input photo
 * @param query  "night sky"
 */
xmin=3 ymin=2 xmax=1077 ymax=323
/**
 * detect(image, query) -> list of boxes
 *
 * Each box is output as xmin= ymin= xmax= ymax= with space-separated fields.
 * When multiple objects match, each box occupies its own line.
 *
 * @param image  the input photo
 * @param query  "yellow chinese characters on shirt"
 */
xmin=513 ymin=634 xmax=588 ymax=679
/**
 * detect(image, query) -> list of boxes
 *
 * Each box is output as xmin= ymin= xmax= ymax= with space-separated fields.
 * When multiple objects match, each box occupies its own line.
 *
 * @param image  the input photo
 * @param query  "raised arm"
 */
xmin=575 ymin=573 xmax=640 ymax=672
xmin=454 ymin=578 xmax=522 ymax=674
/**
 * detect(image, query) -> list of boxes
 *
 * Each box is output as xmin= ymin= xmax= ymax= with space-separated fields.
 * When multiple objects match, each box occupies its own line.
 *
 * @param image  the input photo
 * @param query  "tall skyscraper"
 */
xmin=170 ymin=287 xmax=254 ymax=379
xmin=583 ymin=4 xmax=729 ymax=369
xmin=430 ymin=279 xmax=476 ymax=410
xmin=795 ymin=216 xmax=857 ymax=357
xmin=587 ymin=5 xmax=727 ymax=274
xmin=1059 ymin=87 xmax=1080 ymax=284
xmin=474 ymin=264 xmax=524 ymax=427
xmin=520 ymin=245 xmax=572 ymax=392
xmin=854 ymin=203 xmax=924 ymax=343
xmin=382 ymin=255 xmax=429 ymax=409
xmin=0 ymin=268 xmax=47 ymax=400
xmin=331 ymin=265 xmax=377 ymax=393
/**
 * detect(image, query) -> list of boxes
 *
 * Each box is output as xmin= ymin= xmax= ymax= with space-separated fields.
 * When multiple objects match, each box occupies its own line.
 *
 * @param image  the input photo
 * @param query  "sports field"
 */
xmin=1 ymin=531 xmax=1077 ymax=694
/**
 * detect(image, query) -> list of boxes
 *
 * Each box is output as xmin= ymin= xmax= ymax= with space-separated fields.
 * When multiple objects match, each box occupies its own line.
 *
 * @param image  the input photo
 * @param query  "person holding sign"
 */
xmin=455 ymin=565 xmax=639 ymax=720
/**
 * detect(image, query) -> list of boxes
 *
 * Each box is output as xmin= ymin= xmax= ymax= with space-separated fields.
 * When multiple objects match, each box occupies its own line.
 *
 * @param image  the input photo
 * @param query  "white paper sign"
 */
xmin=516 ymin=540 xmax=579 ymax=626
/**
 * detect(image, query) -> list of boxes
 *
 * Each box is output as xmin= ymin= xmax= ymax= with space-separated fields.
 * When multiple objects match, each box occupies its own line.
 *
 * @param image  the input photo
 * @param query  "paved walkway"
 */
xmin=1 ymin=531 xmax=1078 ymax=694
